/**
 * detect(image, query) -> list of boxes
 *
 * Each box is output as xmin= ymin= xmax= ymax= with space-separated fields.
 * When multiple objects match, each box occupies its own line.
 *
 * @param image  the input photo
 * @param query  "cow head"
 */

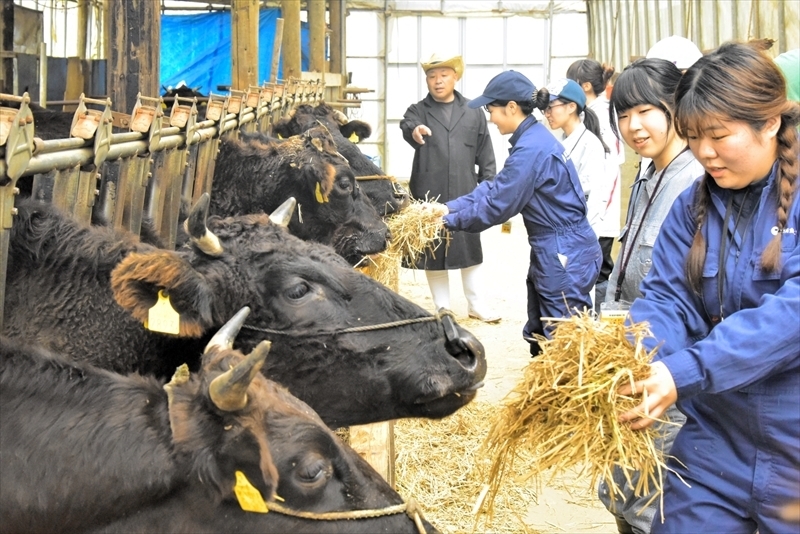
xmin=211 ymin=127 xmax=390 ymax=265
xmin=272 ymin=104 xmax=410 ymax=216
xmin=111 ymin=197 xmax=487 ymax=428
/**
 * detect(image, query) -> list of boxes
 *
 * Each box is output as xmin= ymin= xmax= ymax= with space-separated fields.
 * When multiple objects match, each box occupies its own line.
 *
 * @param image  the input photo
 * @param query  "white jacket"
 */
xmin=587 ymin=96 xmax=623 ymax=238
xmin=562 ymin=123 xmax=616 ymax=237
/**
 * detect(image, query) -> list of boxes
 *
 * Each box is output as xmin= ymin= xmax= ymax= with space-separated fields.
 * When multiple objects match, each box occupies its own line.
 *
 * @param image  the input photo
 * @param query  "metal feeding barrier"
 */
xmin=0 ymin=77 xmax=326 ymax=330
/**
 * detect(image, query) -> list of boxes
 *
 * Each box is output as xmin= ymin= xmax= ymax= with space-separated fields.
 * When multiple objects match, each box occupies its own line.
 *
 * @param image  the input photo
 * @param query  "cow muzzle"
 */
xmin=440 ymin=312 xmax=484 ymax=372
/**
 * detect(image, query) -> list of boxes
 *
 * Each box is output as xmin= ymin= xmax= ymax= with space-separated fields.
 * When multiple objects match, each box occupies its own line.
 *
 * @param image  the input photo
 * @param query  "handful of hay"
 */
xmin=359 ymin=199 xmax=447 ymax=288
xmin=480 ymin=311 xmax=674 ymax=518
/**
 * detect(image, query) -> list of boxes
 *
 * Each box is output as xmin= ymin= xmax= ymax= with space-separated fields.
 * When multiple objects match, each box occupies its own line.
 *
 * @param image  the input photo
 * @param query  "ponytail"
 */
xmin=581 ymin=107 xmax=610 ymax=154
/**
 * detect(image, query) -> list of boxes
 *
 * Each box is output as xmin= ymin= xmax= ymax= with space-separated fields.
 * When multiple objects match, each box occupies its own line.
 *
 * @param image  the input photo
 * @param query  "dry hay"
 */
xmin=358 ymin=199 xmax=447 ymax=288
xmin=395 ymin=401 xmax=540 ymax=534
xmin=481 ymin=311 xmax=678 ymax=521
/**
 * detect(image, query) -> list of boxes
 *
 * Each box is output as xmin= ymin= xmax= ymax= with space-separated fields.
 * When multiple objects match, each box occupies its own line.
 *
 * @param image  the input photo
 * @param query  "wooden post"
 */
xmin=307 ymin=0 xmax=326 ymax=73
xmin=63 ymin=58 xmax=83 ymax=111
xmin=270 ymin=18 xmax=284 ymax=84
xmin=77 ymin=0 xmax=89 ymax=60
xmin=329 ymin=0 xmax=343 ymax=76
xmin=281 ymin=0 xmax=301 ymax=79
xmin=349 ymin=422 xmax=396 ymax=488
xmin=105 ymin=0 xmax=160 ymax=113
xmin=1 ymin=0 xmax=13 ymax=94
xmin=231 ymin=0 xmax=259 ymax=90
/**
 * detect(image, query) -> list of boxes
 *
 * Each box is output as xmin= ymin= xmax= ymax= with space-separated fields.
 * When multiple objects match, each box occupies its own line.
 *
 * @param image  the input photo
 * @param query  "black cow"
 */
xmin=3 ymin=196 xmax=485 ymax=428
xmin=272 ymin=103 xmax=410 ymax=216
xmin=212 ymin=127 xmax=391 ymax=265
xmin=0 ymin=312 xmax=437 ymax=534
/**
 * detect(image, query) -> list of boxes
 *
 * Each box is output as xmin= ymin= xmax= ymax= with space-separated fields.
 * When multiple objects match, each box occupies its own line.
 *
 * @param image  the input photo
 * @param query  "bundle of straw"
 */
xmin=358 ymin=199 xmax=447 ymax=288
xmin=480 ymin=311 xmax=674 ymax=519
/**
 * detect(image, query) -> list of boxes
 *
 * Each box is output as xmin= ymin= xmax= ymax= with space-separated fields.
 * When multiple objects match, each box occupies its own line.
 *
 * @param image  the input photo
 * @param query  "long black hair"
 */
xmin=608 ymin=58 xmax=683 ymax=139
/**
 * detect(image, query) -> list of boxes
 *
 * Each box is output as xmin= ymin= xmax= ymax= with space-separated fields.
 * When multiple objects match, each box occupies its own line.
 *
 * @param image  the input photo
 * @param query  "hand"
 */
xmin=618 ymin=361 xmax=678 ymax=430
xmin=412 ymin=125 xmax=432 ymax=145
xmin=420 ymin=202 xmax=449 ymax=217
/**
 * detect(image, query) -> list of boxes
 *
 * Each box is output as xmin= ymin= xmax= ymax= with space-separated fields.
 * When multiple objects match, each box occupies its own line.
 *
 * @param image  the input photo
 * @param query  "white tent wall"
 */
xmin=588 ymin=0 xmax=799 ymax=72
xmin=345 ymin=3 xmax=590 ymax=182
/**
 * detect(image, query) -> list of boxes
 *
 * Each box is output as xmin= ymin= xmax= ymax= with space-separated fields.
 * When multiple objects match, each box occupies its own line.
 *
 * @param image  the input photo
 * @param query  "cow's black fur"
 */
xmin=272 ymin=103 xmax=411 ymax=216
xmin=3 ymin=199 xmax=486 ymax=427
xmin=0 ymin=337 xmax=436 ymax=534
xmin=212 ymin=127 xmax=391 ymax=265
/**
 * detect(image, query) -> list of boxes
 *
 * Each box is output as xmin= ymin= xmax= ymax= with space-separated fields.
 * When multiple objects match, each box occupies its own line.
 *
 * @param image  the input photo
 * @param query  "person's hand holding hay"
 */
xmin=358 ymin=199 xmax=448 ymax=288
xmin=618 ymin=360 xmax=679 ymax=430
xmin=479 ymin=311 xmax=681 ymax=519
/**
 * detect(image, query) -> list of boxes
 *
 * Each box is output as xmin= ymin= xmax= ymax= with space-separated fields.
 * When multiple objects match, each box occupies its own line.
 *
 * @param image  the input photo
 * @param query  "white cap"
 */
xmin=646 ymin=36 xmax=702 ymax=70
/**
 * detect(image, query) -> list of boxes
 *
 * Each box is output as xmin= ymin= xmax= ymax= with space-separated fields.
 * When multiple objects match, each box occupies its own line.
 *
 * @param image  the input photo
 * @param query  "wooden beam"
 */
xmin=307 ymin=0 xmax=325 ymax=73
xmin=231 ymin=0 xmax=259 ymax=90
xmin=77 ymin=0 xmax=89 ymax=60
xmin=270 ymin=17 xmax=284 ymax=83
xmin=281 ymin=0 xmax=301 ymax=79
xmin=106 ymin=0 xmax=160 ymax=114
xmin=349 ymin=422 xmax=396 ymax=488
xmin=1 ymin=0 xmax=13 ymax=94
xmin=329 ymin=0 xmax=342 ymax=76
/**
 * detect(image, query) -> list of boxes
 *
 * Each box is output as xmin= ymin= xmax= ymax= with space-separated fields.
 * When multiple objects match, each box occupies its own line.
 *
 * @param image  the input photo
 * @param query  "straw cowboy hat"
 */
xmin=421 ymin=53 xmax=464 ymax=79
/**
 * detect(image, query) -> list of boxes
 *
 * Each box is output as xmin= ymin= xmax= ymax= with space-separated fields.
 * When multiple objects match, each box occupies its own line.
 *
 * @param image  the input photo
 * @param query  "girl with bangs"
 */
xmin=618 ymin=42 xmax=800 ymax=534
xmin=598 ymin=57 xmax=704 ymax=534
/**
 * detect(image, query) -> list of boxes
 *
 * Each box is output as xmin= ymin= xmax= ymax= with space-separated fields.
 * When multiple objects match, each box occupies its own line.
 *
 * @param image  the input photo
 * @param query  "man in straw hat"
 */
xmin=400 ymin=53 xmax=500 ymax=322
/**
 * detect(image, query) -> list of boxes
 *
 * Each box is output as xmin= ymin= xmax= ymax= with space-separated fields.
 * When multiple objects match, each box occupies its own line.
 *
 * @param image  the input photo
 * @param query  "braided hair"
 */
xmin=674 ymin=42 xmax=800 ymax=293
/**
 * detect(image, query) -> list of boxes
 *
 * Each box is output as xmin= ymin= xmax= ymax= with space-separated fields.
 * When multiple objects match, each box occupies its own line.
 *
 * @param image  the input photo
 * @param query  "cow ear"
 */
xmin=111 ymin=251 xmax=215 ymax=337
xmin=340 ymin=120 xmax=372 ymax=142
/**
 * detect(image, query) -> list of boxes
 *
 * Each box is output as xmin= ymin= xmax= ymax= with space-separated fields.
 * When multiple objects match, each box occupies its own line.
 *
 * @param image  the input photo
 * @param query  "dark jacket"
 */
xmin=400 ymin=91 xmax=496 ymax=269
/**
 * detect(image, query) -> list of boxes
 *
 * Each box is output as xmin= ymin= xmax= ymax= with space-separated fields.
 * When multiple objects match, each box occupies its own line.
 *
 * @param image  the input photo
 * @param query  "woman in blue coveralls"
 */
xmin=437 ymin=70 xmax=602 ymax=356
xmin=618 ymin=42 xmax=800 ymax=534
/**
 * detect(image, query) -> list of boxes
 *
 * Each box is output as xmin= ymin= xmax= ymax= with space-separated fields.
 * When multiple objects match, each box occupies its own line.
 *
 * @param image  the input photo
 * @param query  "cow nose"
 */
xmin=441 ymin=314 xmax=484 ymax=371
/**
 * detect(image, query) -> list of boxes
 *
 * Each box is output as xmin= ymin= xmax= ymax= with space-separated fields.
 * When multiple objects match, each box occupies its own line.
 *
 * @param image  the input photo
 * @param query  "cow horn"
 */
xmin=269 ymin=197 xmax=296 ymax=227
xmin=204 ymin=307 xmax=251 ymax=353
xmin=208 ymin=340 xmax=271 ymax=412
xmin=185 ymin=193 xmax=223 ymax=257
xmin=332 ymin=109 xmax=349 ymax=125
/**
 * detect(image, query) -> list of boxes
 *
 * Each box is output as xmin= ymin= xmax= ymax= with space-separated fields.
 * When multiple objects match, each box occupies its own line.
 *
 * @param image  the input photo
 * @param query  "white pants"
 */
xmin=424 ymin=264 xmax=485 ymax=312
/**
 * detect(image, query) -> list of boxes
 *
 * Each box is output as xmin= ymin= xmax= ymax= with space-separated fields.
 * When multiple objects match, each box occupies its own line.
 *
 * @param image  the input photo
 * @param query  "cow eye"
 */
xmin=336 ymin=178 xmax=353 ymax=193
xmin=286 ymin=281 xmax=310 ymax=300
xmin=296 ymin=456 xmax=332 ymax=486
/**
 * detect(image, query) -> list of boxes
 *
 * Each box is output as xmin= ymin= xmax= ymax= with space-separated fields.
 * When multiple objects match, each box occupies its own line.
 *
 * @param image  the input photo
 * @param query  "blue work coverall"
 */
xmin=628 ymin=162 xmax=800 ymax=534
xmin=443 ymin=115 xmax=602 ymax=351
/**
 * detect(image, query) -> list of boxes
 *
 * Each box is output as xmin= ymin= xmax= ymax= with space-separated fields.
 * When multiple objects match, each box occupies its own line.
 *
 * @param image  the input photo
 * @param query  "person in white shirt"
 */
xmin=544 ymin=78 xmax=611 ymax=239
xmin=566 ymin=60 xmax=623 ymax=310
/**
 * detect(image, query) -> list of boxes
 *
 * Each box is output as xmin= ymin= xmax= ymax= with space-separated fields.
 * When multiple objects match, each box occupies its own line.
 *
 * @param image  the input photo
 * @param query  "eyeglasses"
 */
xmin=544 ymin=103 xmax=567 ymax=114
xmin=483 ymin=105 xmax=494 ymax=113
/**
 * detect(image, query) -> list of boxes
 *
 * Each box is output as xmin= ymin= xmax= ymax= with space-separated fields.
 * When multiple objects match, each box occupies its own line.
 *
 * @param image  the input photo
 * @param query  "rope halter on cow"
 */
xmin=265 ymin=497 xmax=430 ymax=534
xmin=242 ymin=308 xmax=459 ymax=341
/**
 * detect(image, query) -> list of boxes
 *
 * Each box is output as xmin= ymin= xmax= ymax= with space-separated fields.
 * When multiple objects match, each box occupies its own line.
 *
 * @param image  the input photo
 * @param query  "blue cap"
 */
xmin=546 ymin=78 xmax=587 ymax=110
xmin=467 ymin=70 xmax=536 ymax=109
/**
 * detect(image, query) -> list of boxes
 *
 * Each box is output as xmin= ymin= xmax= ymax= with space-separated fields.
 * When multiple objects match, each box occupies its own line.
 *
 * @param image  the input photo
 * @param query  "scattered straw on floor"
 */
xmin=358 ymin=199 xmax=447 ymax=288
xmin=395 ymin=401 xmax=541 ymax=534
xmin=481 ymin=311 xmax=676 ymax=520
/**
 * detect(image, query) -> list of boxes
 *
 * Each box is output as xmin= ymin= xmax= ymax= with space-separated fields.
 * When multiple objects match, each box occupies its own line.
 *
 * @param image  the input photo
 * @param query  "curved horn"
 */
xmin=332 ymin=109 xmax=349 ymax=126
xmin=204 ymin=307 xmax=251 ymax=354
xmin=269 ymin=197 xmax=296 ymax=227
xmin=184 ymin=193 xmax=223 ymax=257
xmin=209 ymin=340 xmax=271 ymax=412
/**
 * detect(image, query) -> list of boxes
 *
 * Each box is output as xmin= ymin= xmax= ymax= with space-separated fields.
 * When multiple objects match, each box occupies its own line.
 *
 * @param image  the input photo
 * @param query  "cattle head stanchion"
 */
xmin=0 ymin=92 xmax=34 ymax=331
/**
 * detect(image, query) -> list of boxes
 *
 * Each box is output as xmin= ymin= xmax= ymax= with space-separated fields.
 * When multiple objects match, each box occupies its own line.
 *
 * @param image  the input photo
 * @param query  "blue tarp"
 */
xmin=160 ymin=8 xmax=310 ymax=96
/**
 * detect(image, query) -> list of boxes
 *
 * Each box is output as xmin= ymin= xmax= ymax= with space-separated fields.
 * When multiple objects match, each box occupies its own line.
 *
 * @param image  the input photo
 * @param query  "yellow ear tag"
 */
xmin=233 ymin=470 xmax=269 ymax=513
xmin=145 ymin=290 xmax=181 ymax=335
xmin=348 ymin=132 xmax=359 ymax=143
xmin=314 ymin=182 xmax=329 ymax=203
